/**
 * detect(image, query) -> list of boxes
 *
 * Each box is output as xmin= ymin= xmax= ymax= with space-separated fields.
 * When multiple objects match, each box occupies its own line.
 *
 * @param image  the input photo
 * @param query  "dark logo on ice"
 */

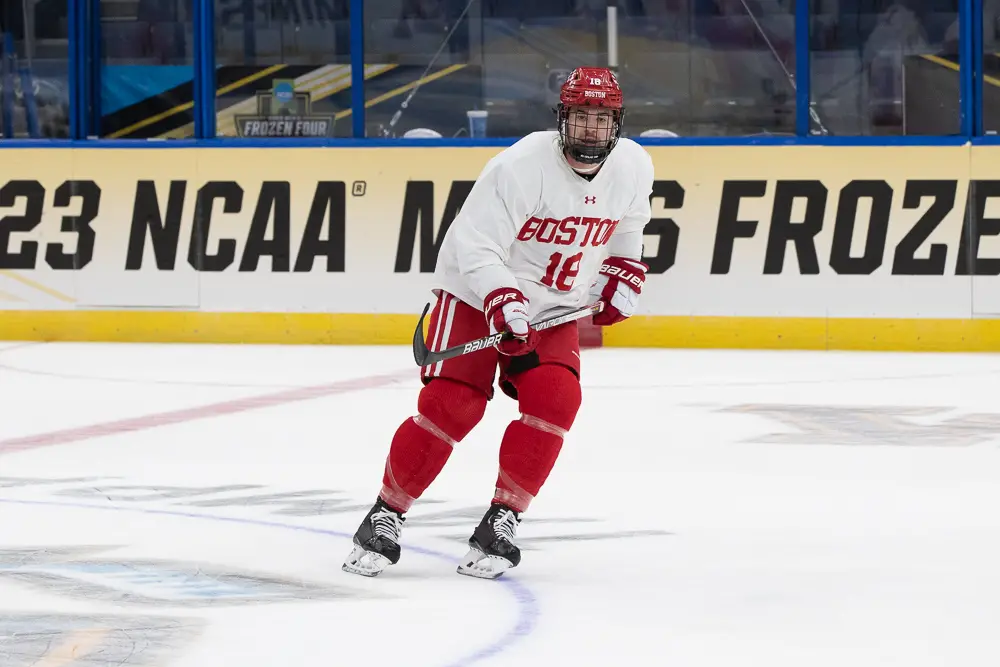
xmin=0 ymin=545 xmax=358 ymax=607
xmin=235 ymin=79 xmax=335 ymax=138
xmin=0 ymin=477 xmax=672 ymax=546
xmin=721 ymin=404 xmax=1000 ymax=447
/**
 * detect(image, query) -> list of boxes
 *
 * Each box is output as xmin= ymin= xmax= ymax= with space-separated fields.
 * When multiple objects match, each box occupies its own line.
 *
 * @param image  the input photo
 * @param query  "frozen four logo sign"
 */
xmin=234 ymin=79 xmax=336 ymax=138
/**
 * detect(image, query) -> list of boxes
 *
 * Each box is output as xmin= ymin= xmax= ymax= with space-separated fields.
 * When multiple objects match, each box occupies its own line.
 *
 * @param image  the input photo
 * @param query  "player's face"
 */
xmin=565 ymin=107 xmax=615 ymax=145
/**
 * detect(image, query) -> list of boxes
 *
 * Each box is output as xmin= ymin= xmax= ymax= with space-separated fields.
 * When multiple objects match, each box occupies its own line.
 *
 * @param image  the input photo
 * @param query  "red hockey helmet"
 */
xmin=556 ymin=67 xmax=625 ymax=165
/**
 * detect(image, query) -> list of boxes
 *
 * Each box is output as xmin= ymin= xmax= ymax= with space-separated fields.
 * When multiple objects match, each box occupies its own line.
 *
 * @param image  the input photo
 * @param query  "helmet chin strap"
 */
xmin=564 ymin=145 xmax=607 ymax=173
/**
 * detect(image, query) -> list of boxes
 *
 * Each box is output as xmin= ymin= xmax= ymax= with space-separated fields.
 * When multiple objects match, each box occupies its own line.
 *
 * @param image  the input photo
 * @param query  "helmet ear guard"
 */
xmin=555 ymin=67 xmax=625 ymax=165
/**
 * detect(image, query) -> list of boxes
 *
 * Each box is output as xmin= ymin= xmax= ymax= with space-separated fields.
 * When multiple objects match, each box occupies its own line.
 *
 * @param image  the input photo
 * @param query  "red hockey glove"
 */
xmin=589 ymin=256 xmax=648 ymax=326
xmin=484 ymin=287 xmax=539 ymax=356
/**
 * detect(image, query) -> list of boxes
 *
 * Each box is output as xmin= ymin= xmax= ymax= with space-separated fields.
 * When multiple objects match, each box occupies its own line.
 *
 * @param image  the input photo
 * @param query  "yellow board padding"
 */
xmin=0 ymin=311 xmax=420 ymax=346
xmin=602 ymin=316 xmax=1000 ymax=352
xmin=4 ymin=311 xmax=1000 ymax=352
xmin=602 ymin=316 xmax=828 ymax=350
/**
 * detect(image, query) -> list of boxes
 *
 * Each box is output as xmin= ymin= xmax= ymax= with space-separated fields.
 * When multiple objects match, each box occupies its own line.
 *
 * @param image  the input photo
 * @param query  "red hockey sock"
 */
xmin=380 ymin=378 xmax=486 ymax=513
xmin=494 ymin=365 xmax=582 ymax=513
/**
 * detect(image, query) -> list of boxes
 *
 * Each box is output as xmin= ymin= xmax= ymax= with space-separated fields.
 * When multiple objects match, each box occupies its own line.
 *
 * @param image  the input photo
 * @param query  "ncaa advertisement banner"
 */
xmin=0 ymin=145 xmax=997 ymax=351
xmin=0 ymin=148 xmax=497 ymax=314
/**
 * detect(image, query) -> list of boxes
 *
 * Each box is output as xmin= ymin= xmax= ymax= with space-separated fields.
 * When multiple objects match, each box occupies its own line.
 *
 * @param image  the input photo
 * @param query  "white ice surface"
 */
xmin=0 ymin=342 xmax=999 ymax=666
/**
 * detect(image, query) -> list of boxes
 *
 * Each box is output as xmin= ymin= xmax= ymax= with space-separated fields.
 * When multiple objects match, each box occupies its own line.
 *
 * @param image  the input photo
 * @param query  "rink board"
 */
xmin=5 ymin=311 xmax=1000 ymax=352
xmin=1 ymin=144 xmax=999 ymax=351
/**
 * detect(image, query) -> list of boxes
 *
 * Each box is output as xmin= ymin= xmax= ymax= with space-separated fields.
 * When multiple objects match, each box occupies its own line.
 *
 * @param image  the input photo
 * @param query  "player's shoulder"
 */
xmin=599 ymin=137 xmax=654 ymax=187
xmin=613 ymin=136 xmax=651 ymax=157
xmin=481 ymin=131 xmax=555 ymax=184
xmin=613 ymin=137 xmax=654 ymax=170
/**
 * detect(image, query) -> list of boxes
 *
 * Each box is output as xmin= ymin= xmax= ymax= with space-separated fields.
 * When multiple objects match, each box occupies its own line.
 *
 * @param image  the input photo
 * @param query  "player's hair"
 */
xmin=556 ymin=67 xmax=625 ymax=165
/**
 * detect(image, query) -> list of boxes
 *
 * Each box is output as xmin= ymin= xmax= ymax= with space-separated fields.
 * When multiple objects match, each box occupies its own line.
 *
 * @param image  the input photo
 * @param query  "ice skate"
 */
xmin=457 ymin=503 xmax=522 ymax=579
xmin=342 ymin=498 xmax=405 ymax=577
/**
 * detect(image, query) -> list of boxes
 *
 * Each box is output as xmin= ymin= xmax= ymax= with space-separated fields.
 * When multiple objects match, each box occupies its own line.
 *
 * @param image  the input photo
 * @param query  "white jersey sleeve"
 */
xmin=605 ymin=143 xmax=654 ymax=261
xmin=433 ymin=152 xmax=541 ymax=308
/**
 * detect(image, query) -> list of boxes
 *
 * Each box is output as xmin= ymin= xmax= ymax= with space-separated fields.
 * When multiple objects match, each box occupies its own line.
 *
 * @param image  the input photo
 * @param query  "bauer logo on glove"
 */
xmin=589 ymin=256 xmax=648 ymax=326
xmin=486 ymin=289 xmax=523 ymax=313
xmin=483 ymin=287 xmax=540 ymax=356
xmin=598 ymin=261 xmax=645 ymax=290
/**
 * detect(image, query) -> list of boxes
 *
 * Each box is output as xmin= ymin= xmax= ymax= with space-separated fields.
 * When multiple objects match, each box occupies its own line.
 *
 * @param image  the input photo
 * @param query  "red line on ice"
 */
xmin=0 ymin=370 xmax=412 ymax=455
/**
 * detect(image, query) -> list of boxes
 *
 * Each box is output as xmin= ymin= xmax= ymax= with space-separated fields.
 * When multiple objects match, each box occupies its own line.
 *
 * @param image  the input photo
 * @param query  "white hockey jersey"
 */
xmin=432 ymin=131 xmax=655 ymax=322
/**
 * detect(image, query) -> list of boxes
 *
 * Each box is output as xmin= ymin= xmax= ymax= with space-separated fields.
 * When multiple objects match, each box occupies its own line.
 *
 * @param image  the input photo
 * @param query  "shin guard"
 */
xmin=494 ymin=365 xmax=582 ymax=512
xmin=380 ymin=379 xmax=486 ymax=512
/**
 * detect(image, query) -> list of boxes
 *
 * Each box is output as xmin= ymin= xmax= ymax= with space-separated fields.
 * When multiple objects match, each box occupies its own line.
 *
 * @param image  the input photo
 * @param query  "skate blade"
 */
xmin=456 ymin=547 xmax=514 ymax=580
xmin=342 ymin=544 xmax=393 ymax=577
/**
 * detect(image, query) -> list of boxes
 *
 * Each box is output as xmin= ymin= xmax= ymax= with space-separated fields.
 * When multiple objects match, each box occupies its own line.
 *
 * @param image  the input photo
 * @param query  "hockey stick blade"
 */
xmin=412 ymin=301 xmax=604 ymax=367
xmin=412 ymin=302 xmax=433 ymax=366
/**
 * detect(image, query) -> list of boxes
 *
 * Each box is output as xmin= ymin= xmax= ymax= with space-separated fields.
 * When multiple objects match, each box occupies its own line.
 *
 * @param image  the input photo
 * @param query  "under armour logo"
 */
xmin=584 ymin=196 xmax=596 ymax=204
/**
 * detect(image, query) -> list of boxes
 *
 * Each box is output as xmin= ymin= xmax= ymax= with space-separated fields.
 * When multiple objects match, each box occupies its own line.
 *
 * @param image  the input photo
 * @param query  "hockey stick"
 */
xmin=412 ymin=301 xmax=605 ymax=367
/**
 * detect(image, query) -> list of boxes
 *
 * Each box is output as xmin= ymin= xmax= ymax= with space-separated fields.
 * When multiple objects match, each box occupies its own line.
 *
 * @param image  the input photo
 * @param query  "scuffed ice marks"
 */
xmin=0 ymin=545 xmax=357 ymax=607
xmin=400 ymin=507 xmax=673 ymax=548
xmin=2 ymin=478 xmax=672 ymax=543
xmin=0 ymin=478 xmax=670 ymax=666
xmin=0 ymin=613 xmax=204 ymax=667
xmin=52 ymin=483 xmax=386 ymax=517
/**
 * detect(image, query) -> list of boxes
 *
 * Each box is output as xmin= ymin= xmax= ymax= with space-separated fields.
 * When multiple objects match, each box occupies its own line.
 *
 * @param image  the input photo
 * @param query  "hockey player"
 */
xmin=343 ymin=66 xmax=654 ymax=579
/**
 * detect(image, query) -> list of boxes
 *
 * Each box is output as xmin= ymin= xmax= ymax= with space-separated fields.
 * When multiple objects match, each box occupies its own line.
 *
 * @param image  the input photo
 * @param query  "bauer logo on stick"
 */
xmin=413 ymin=302 xmax=603 ymax=367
